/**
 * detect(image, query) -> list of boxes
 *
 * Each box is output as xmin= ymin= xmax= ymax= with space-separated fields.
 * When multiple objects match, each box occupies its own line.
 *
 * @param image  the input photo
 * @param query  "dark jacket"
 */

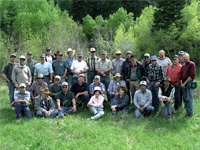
xmin=45 ymin=55 xmax=56 ymax=62
xmin=121 ymin=58 xmax=131 ymax=80
xmin=111 ymin=94 xmax=129 ymax=110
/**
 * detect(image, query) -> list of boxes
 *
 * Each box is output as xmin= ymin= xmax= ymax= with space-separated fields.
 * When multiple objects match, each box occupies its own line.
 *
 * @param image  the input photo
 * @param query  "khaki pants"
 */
xmin=130 ymin=81 xmax=139 ymax=100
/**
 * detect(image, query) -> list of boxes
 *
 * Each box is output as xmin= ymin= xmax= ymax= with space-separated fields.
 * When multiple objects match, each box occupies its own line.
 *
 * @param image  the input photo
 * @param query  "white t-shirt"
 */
xmin=70 ymin=60 xmax=88 ymax=77
xmin=46 ymin=56 xmax=53 ymax=64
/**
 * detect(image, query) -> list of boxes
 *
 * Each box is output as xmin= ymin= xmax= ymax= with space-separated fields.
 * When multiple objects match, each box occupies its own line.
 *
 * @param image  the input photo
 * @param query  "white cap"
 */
xmin=144 ymin=53 xmax=150 ymax=57
xmin=94 ymin=75 xmax=100 ymax=80
xmin=79 ymin=74 xmax=85 ymax=78
xmin=19 ymin=83 xmax=26 ymax=88
xmin=94 ymin=86 xmax=101 ymax=92
xmin=140 ymin=81 xmax=147 ymax=86
xmin=55 ymin=75 xmax=61 ymax=80
xmin=19 ymin=55 xmax=26 ymax=59
xmin=62 ymin=82 xmax=68 ymax=86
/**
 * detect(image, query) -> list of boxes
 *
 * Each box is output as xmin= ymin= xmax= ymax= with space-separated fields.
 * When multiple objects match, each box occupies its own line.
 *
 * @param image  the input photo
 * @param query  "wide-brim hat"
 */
xmin=94 ymin=86 xmax=101 ymax=93
xmin=54 ymin=51 xmax=63 ymax=56
xmin=41 ymin=87 xmax=50 ymax=94
xmin=65 ymin=48 xmax=76 ymax=56
xmin=164 ymin=77 xmax=171 ymax=82
xmin=37 ymin=74 xmax=44 ymax=79
xmin=114 ymin=73 xmax=122 ymax=78
xmin=117 ymin=86 xmax=127 ymax=93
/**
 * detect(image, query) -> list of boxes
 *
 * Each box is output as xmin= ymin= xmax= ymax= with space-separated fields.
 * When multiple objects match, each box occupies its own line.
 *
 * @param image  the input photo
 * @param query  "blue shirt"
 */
xmin=89 ymin=82 xmax=105 ymax=94
xmin=107 ymin=80 xmax=126 ymax=95
xmin=34 ymin=62 xmax=53 ymax=76
xmin=179 ymin=60 xmax=185 ymax=66
xmin=134 ymin=89 xmax=152 ymax=108
xmin=111 ymin=58 xmax=125 ymax=75
xmin=65 ymin=57 xmax=75 ymax=75
xmin=14 ymin=90 xmax=30 ymax=102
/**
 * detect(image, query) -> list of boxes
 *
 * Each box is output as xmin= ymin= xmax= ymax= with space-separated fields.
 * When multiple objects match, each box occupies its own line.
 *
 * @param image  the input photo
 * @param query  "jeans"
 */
xmin=15 ymin=102 xmax=32 ymax=119
xmin=182 ymin=87 xmax=194 ymax=115
xmin=66 ymin=74 xmax=73 ymax=89
xmin=53 ymin=98 xmax=58 ymax=109
xmin=59 ymin=106 xmax=74 ymax=117
xmin=7 ymin=82 xmax=15 ymax=104
xmin=76 ymin=94 xmax=90 ymax=108
xmin=25 ymin=83 xmax=30 ymax=91
xmin=160 ymin=100 xmax=174 ymax=117
xmin=36 ymin=109 xmax=58 ymax=119
xmin=44 ymin=77 xmax=50 ymax=86
xmin=111 ymin=99 xmax=129 ymax=115
xmin=173 ymin=84 xmax=181 ymax=110
xmin=72 ymin=77 xmax=78 ymax=86
xmin=87 ymin=71 xmax=96 ymax=86
xmin=89 ymin=106 xmax=104 ymax=120
xmin=135 ymin=105 xmax=154 ymax=118
xmin=147 ymin=81 xmax=159 ymax=112
xmin=99 ymin=75 xmax=110 ymax=100
xmin=130 ymin=81 xmax=139 ymax=100
xmin=59 ymin=78 xmax=65 ymax=85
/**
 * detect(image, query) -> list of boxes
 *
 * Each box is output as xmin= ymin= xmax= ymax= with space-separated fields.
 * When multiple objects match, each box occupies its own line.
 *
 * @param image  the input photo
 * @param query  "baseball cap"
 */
xmin=79 ymin=74 xmax=85 ymax=78
xmin=77 ymin=53 xmax=83 ymax=57
xmin=10 ymin=54 xmax=16 ymax=58
xmin=101 ymin=51 xmax=107 ymax=55
xmin=90 ymin=48 xmax=96 ymax=52
xmin=46 ymin=47 xmax=51 ymax=51
xmin=55 ymin=75 xmax=61 ymax=80
xmin=178 ymin=51 xmax=185 ymax=55
xmin=140 ymin=81 xmax=147 ymax=86
xmin=144 ymin=53 xmax=150 ymax=57
xmin=126 ymin=51 xmax=132 ymax=55
xmin=115 ymin=50 xmax=121 ymax=54
xmin=62 ymin=82 xmax=68 ymax=86
xmin=40 ymin=54 xmax=45 ymax=58
xmin=94 ymin=75 xmax=100 ymax=80
xmin=172 ymin=55 xmax=178 ymax=59
xmin=19 ymin=83 xmax=26 ymax=88
xmin=19 ymin=55 xmax=26 ymax=59
xmin=27 ymin=51 xmax=32 ymax=55
xmin=151 ymin=55 xmax=157 ymax=60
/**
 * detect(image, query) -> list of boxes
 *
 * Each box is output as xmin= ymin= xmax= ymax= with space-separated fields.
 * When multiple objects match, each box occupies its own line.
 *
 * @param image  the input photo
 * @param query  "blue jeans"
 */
xmin=111 ymin=99 xmax=129 ymax=115
xmin=99 ymin=75 xmax=110 ymax=100
xmin=44 ymin=76 xmax=50 ymax=86
xmin=147 ymin=81 xmax=159 ymax=111
xmin=182 ymin=87 xmax=194 ymax=115
xmin=160 ymin=100 xmax=174 ymax=117
xmin=135 ymin=105 xmax=154 ymax=118
xmin=87 ymin=71 xmax=96 ymax=86
xmin=15 ymin=102 xmax=32 ymax=119
xmin=25 ymin=83 xmax=30 ymax=91
xmin=76 ymin=94 xmax=90 ymax=108
xmin=7 ymin=82 xmax=15 ymax=104
xmin=36 ymin=109 xmax=58 ymax=119
xmin=173 ymin=84 xmax=181 ymax=110
xmin=89 ymin=106 xmax=104 ymax=120
xmin=53 ymin=98 xmax=58 ymax=109
xmin=66 ymin=74 xmax=73 ymax=89
xmin=59 ymin=106 xmax=74 ymax=117
xmin=72 ymin=77 xmax=78 ymax=86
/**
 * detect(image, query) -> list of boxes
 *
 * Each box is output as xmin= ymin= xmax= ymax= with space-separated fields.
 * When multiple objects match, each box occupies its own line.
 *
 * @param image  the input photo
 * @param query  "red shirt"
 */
xmin=181 ymin=61 xmax=196 ymax=82
xmin=166 ymin=64 xmax=182 ymax=84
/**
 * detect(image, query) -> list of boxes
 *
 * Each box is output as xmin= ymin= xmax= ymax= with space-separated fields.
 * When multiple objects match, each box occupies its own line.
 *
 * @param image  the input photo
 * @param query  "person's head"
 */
xmin=54 ymin=51 xmax=63 ymax=60
xmin=77 ymin=53 xmax=83 ymax=62
xmin=114 ymin=73 xmax=121 ymax=82
xmin=41 ymin=87 xmax=50 ymax=99
xmin=163 ymin=77 xmax=171 ymax=86
xmin=101 ymin=51 xmax=107 ymax=60
xmin=117 ymin=86 xmax=127 ymax=96
xmin=27 ymin=52 xmax=33 ymax=60
xmin=66 ymin=48 xmax=75 ymax=58
xmin=115 ymin=50 xmax=121 ymax=59
xmin=90 ymin=48 xmax=96 ymax=57
xmin=139 ymin=81 xmax=147 ymax=92
xmin=126 ymin=51 xmax=132 ymax=59
xmin=183 ymin=53 xmax=190 ymax=63
xmin=94 ymin=75 xmax=100 ymax=84
xmin=19 ymin=55 xmax=26 ymax=66
xmin=144 ymin=53 xmax=150 ymax=62
xmin=40 ymin=54 xmax=45 ymax=63
xmin=131 ymin=55 xmax=137 ymax=65
xmin=172 ymin=55 xmax=179 ymax=66
xmin=94 ymin=86 xmax=101 ymax=98
xmin=54 ymin=75 xmax=61 ymax=85
xmin=19 ymin=83 xmax=26 ymax=94
xmin=159 ymin=50 xmax=165 ymax=59
xmin=78 ymin=74 xmax=84 ymax=84
xmin=46 ymin=47 xmax=51 ymax=56
xmin=62 ymin=82 xmax=68 ymax=92
xmin=37 ymin=74 xmax=44 ymax=84
xmin=151 ymin=55 xmax=157 ymax=66
xmin=10 ymin=54 xmax=16 ymax=62
xmin=178 ymin=51 xmax=185 ymax=61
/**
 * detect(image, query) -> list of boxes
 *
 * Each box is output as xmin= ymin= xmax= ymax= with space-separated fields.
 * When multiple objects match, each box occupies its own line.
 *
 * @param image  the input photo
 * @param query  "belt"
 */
xmin=44 ymin=75 xmax=50 ymax=77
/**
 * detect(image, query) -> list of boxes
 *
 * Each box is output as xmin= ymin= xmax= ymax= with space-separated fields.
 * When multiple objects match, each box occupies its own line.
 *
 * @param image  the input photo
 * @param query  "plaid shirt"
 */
xmin=107 ymin=80 xmax=126 ymax=95
xmin=89 ymin=82 xmax=105 ymax=94
xmin=145 ymin=63 xmax=163 ymax=83
xmin=96 ymin=59 xmax=113 ymax=74
xmin=86 ymin=56 xmax=99 ymax=72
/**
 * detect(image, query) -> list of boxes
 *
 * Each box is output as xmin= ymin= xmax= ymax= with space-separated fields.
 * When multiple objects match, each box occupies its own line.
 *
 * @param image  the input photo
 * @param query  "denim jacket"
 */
xmin=112 ymin=94 xmax=129 ymax=110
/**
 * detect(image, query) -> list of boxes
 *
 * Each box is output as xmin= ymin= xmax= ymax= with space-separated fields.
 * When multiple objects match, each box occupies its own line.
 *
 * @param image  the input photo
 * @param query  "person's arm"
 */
xmin=116 ymin=95 xmax=129 ymax=108
xmin=27 ymin=68 xmax=32 ymax=86
xmin=56 ymin=99 xmax=61 ymax=111
xmin=87 ymin=96 xmax=94 ymax=107
xmin=29 ymin=83 xmax=35 ymax=99
xmin=62 ymin=68 xmax=67 ymax=79
xmin=49 ymin=97 xmax=55 ymax=113
xmin=2 ymin=73 xmax=10 ymax=82
xmin=107 ymin=81 xmax=114 ymax=96
xmin=158 ymin=87 xmax=165 ymax=99
xmin=72 ymin=99 xmax=76 ymax=112
xmin=34 ymin=96 xmax=47 ymax=113
xmin=166 ymin=87 xmax=175 ymax=104
xmin=11 ymin=67 xmax=18 ymax=88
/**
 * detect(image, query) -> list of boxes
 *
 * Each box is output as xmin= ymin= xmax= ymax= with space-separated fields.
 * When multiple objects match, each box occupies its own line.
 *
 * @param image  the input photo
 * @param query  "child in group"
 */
xmin=87 ymin=86 xmax=104 ymax=120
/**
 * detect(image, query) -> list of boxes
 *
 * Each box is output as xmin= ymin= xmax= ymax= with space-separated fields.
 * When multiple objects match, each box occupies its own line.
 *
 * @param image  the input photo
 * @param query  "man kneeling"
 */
xmin=34 ymin=87 xmax=58 ymax=119
xmin=134 ymin=81 xmax=154 ymax=118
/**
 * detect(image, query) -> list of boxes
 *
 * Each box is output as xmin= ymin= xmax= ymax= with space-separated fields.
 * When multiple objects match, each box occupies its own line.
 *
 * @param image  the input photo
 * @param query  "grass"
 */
xmin=0 ymin=85 xmax=200 ymax=150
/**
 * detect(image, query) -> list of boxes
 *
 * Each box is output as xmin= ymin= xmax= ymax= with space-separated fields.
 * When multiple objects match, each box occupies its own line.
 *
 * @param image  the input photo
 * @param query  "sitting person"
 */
xmin=57 ymin=82 xmax=76 ymax=118
xmin=158 ymin=77 xmax=175 ymax=118
xmin=49 ymin=75 xmax=62 ymax=108
xmin=110 ymin=86 xmax=129 ymax=115
xmin=89 ymin=75 xmax=105 ymax=97
xmin=134 ymin=81 xmax=154 ymax=118
xmin=87 ymin=86 xmax=104 ymax=120
xmin=29 ymin=74 xmax=48 ymax=106
xmin=70 ymin=74 xmax=89 ymax=110
xmin=107 ymin=73 xmax=126 ymax=101
xmin=11 ymin=83 xmax=32 ymax=120
xmin=34 ymin=87 xmax=58 ymax=119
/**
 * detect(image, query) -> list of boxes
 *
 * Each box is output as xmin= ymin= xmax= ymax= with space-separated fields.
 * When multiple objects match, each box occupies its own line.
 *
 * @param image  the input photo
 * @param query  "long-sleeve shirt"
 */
xmin=145 ymin=63 xmax=163 ymax=83
xmin=107 ymin=80 xmax=126 ymax=95
xmin=89 ymin=82 xmax=105 ymax=94
xmin=87 ymin=95 xmax=104 ymax=108
xmin=158 ymin=86 xmax=175 ymax=100
xmin=111 ymin=94 xmax=129 ymax=109
xmin=134 ymin=89 xmax=152 ymax=109
xmin=111 ymin=58 xmax=125 ymax=75
xmin=14 ymin=90 xmax=30 ymax=101
xmin=29 ymin=81 xmax=48 ymax=99
xmin=181 ymin=61 xmax=196 ymax=83
xmin=157 ymin=57 xmax=172 ymax=77
xmin=166 ymin=64 xmax=182 ymax=84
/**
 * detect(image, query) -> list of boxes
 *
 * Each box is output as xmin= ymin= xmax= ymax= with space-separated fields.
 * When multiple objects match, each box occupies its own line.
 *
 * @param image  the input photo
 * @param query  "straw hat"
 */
xmin=65 ymin=48 xmax=76 ymax=56
xmin=41 ymin=87 xmax=50 ymax=94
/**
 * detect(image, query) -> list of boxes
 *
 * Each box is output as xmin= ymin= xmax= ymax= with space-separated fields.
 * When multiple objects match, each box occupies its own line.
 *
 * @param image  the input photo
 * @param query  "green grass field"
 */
xmin=0 ymin=85 xmax=200 ymax=150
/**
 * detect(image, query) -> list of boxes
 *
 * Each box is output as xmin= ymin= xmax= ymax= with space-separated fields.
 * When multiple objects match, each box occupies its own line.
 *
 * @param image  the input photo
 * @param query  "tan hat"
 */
xmin=79 ymin=74 xmax=85 ymax=78
xmin=126 ymin=51 xmax=132 ymax=55
xmin=62 ymin=82 xmax=68 ymax=86
xmin=55 ymin=75 xmax=61 ymax=80
xmin=164 ymin=77 xmax=171 ymax=82
xmin=115 ymin=50 xmax=121 ymax=54
xmin=10 ymin=54 xmax=16 ymax=58
xmin=19 ymin=83 xmax=26 ymax=88
xmin=117 ymin=86 xmax=127 ymax=93
xmin=114 ymin=73 xmax=122 ymax=78
xmin=65 ymin=48 xmax=76 ymax=56
xmin=19 ymin=55 xmax=26 ymax=59
xmin=37 ymin=74 xmax=44 ymax=79
xmin=41 ymin=87 xmax=50 ymax=94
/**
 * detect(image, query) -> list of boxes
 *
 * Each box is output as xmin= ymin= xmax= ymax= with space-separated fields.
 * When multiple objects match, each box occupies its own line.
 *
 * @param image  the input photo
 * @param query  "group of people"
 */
xmin=2 ymin=47 xmax=196 ymax=120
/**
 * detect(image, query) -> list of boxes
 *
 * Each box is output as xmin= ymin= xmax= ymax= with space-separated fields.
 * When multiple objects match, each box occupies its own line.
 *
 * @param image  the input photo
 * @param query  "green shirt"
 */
xmin=49 ymin=83 xmax=62 ymax=98
xmin=26 ymin=59 xmax=37 ymax=75
xmin=56 ymin=91 xmax=75 ymax=107
xmin=52 ymin=60 xmax=68 ymax=76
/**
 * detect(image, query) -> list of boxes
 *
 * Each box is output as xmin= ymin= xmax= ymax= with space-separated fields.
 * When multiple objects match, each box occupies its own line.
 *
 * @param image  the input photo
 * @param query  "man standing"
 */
xmin=70 ymin=74 xmax=89 ymax=110
xmin=52 ymin=51 xmax=68 ymax=84
xmin=26 ymin=51 xmax=37 ymax=84
xmin=145 ymin=56 xmax=163 ymax=112
xmin=166 ymin=55 xmax=182 ymax=113
xmin=70 ymin=52 xmax=88 ymax=85
xmin=178 ymin=51 xmax=185 ymax=66
xmin=142 ymin=53 xmax=151 ymax=71
xmin=111 ymin=50 xmax=125 ymax=76
xmin=181 ymin=53 xmax=196 ymax=117
xmin=45 ymin=47 xmax=55 ymax=63
xmin=157 ymin=50 xmax=172 ymax=77
xmin=57 ymin=82 xmax=76 ymax=118
xmin=86 ymin=48 xmax=99 ymax=85
xmin=11 ymin=83 xmax=32 ymax=120
xmin=34 ymin=54 xmax=53 ymax=85
xmin=34 ymin=87 xmax=58 ymax=119
xmin=134 ymin=81 xmax=154 ymax=118
xmin=12 ymin=55 xmax=32 ymax=91
xmin=2 ymin=54 xmax=16 ymax=109
xmin=65 ymin=48 xmax=76 ymax=88
xmin=89 ymin=75 xmax=105 ymax=97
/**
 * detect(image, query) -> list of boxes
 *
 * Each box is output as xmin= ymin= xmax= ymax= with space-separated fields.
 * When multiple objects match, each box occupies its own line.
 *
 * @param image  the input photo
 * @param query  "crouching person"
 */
xmin=56 ymin=82 xmax=76 ymax=118
xmin=111 ymin=86 xmax=129 ymax=115
xmin=34 ymin=87 xmax=58 ymax=119
xmin=134 ymin=81 xmax=154 ymax=118
xmin=87 ymin=86 xmax=104 ymax=120
xmin=158 ymin=77 xmax=175 ymax=118
xmin=11 ymin=83 xmax=32 ymax=120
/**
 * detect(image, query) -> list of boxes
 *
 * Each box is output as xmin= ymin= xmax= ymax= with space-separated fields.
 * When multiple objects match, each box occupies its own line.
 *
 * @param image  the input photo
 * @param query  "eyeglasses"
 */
xmin=152 ymin=60 xmax=156 ymax=62
xmin=20 ymin=59 xmax=26 ymax=61
xmin=38 ymin=78 xmax=43 ymax=79
xmin=62 ymin=86 xmax=68 ymax=88
xmin=55 ymin=79 xmax=60 ymax=81
xmin=46 ymin=50 xmax=51 ymax=51
xmin=144 ymin=56 xmax=149 ymax=59
xmin=11 ymin=56 xmax=16 ymax=58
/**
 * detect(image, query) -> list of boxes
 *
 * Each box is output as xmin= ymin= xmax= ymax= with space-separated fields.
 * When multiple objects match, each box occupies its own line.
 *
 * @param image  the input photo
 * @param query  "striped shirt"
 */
xmin=107 ymin=80 xmax=126 ymax=95
xmin=145 ymin=63 xmax=163 ymax=83
xmin=86 ymin=56 xmax=99 ymax=72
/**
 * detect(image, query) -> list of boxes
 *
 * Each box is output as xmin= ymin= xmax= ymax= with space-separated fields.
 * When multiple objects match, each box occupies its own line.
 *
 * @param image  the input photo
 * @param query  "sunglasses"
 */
xmin=55 ymin=79 xmax=60 ymax=81
xmin=20 ymin=59 xmax=26 ymax=61
xmin=144 ymin=56 xmax=149 ymax=58
xmin=38 ymin=78 xmax=43 ymax=79
xmin=11 ymin=56 xmax=16 ymax=58
xmin=62 ymin=86 xmax=68 ymax=88
xmin=151 ymin=60 xmax=156 ymax=62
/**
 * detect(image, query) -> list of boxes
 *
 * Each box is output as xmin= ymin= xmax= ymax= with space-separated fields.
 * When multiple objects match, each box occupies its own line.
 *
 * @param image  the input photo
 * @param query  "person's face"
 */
xmin=159 ymin=51 xmax=165 ymax=58
xmin=178 ymin=54 xmax=183 ymax=60
xmin=27 ymin=54 xmax=32 ymax=60
xmin=91 ymin=51 xmax=95 ymax=56
xmin=68 ymin=51 xmax=73 ymax=58
xmin=127 ymin=53 xmax=131 ymax=59
xmin=172 ymin=59 xmax=178 ymax=65
xmin=10 ymin=56 xmax=16 ymax=62
xmin=78 ymin=76 xmax=84 ymax=83
xmin=46 ymin=50 xmax=51 ymax=55
xmin=101 ymin=54 xmax=106 ymax=60
xmin=54 ymin=78 xmax=60 ymax=84
xmin=20 ymin=58 xmax=26 ymax=65
xmin=56 ymin=55 xmax=62 ymax=60
xmin=131 ymin=57 xmax=136 ymax=64
xmin=140 ymin=85 xmax=146 ymax=92
xmin=19 ymin=87 xmax=26 ymax=94
xmin=94 ymin=78 xmax=100 ymax=84
xmin=78 ymin=56 xmax=82 ymax=62
xmin=151 ymin=60 xmax=157 ymax=66
xmin=38 ymin=77 xmax=44 ymax=83
xmin=115 ymin=76 xmax=121 ymax=82
xmin=183 ymin=54 xmax=189 ymax=63
xmin=144 ymin=56 xmax=150 ymax=62
xmin=164 ymin=81 xmax=170 ymax=86
xmin=62 ymin=86 xmax=68 ymax=92
xmin=41 ymin=92 xmax=48 ymax=99
xmin=116 ymin=54 xmax=121 ymax=59
xmin=119 ymin=88 xmax=125 ymax=95
xmin=40 ymin=57 xmax=45 ymax=62
xmin=95 ymin=91 xmax=100 ymax=98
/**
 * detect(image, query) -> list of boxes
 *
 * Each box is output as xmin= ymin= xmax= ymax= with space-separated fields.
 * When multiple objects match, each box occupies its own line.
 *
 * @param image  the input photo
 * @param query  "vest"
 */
xmin=160 ymin=84 xmax=174 ymax=97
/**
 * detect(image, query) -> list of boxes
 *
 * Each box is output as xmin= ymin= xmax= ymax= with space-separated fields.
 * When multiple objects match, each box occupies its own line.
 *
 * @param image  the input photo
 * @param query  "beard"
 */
xmin=20 ymin=62 xmax=25 ymax=66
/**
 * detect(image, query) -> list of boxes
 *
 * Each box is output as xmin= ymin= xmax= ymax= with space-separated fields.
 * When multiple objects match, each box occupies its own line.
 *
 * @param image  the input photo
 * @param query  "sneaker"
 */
xmin=11 ymin=106 xmax=15 ymax=110
xmin=87 ymin=118 xmax=92 ymax=121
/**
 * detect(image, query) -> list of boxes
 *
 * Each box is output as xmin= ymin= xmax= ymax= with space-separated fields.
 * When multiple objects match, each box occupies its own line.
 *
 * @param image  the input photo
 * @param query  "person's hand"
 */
xmin=100 ymin=71 xmax=104 ymax=76
xmin=181 ymin=83 xmax=186 ymax=88
xmin=115 ymin=93 xmax=119 ymax=95
xmin=10 ymin=100 xmax=15 ymax=106
xmin=75 ymin=93 xmax=80 ymax=99
xmin=146 ymin=79 xmax=150 ymax=84
xmin=111 ymin=105 xmax=117 ymax=111
xmin=154 ymin=82 xmax=160 ymax=87
xmin=159 ymin=98 xmax=164 ymax=103
xmin=88 ymin=103 xmax=93 ymax=107
xmin=45 ymin=111 xmax=50 ymax=117
xmin=126 ymin=79 xmax=130 ymax=82
xmin=72 ymin=107 xmax=76 ymax=112
xmin=49 ymin=80 xmax=52 ymax=84
xmin=15 ymin=84 xmax=19 ymax=89
xmin=61 ymin=76 xmax=65 ymax=79
xmin=25 ymin=101 xmax=30 ymax=105
xmin=28 ymin=83 xmax=31 ymax=87
xmin=139 ymin=107 xmax=144 ymax=113
xmin=165 ymin=97 xmax=171 ymax=104
xmin=65 ymin=76 xmax=68 ymax=80
xmin=58 ymin=107 xmax=62 ymax=111
xmin=91 ymin=92 xmax=94 ymax=96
